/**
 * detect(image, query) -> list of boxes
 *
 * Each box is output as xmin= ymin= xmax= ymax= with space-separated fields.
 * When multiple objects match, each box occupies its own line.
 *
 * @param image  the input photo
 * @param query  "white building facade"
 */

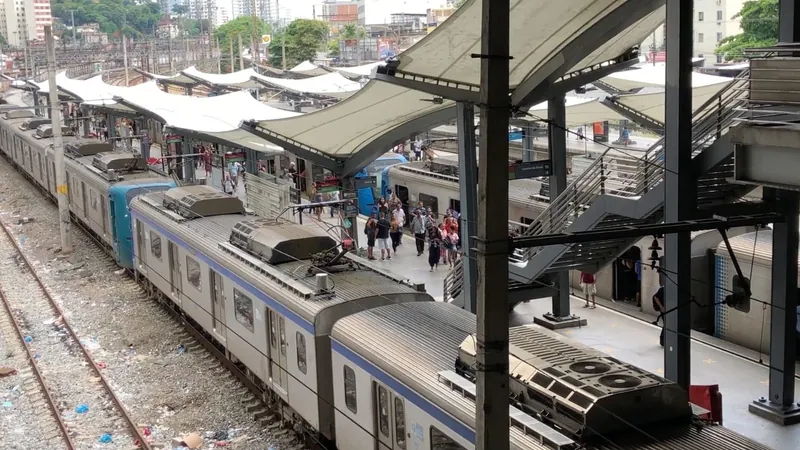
xmin=694 ymin=0 xmax=746 ymax=64
xmin=0 ymin=0 xmax=47 ymax=46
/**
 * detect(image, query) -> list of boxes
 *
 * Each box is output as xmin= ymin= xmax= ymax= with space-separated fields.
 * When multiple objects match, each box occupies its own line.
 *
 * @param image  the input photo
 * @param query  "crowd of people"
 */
xmin=363 ymin=191 xmax=462 ymax=271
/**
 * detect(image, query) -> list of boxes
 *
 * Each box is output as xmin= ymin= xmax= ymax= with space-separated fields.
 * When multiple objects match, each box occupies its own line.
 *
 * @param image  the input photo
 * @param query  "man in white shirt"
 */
xmin=392 ymin=203 xmax=406 ymax=227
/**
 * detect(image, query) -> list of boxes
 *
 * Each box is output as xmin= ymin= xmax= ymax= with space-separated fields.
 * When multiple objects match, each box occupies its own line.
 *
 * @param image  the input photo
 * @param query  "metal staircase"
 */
xmin=443 ymin=70 xmax=754 ymax=303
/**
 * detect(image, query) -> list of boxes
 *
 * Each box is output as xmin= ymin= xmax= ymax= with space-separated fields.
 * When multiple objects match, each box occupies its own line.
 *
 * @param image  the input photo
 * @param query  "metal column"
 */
xmin=537 ymin=96 xmax=586 ymax=329
xmin=474 ymin=0 xmax=509 ymax=448
xmin=749 ymin=189 xmax=800 ymax=424
xmin=81 ymin=106 xmax=90 ymax=138
xmin=780 ymin=0 xmax=800 ymax=42
xmin=663 ymin=0 xmax=694 ymax=390
xmin=183 ymin=139 xmax=195 ymax=182
xmin=186 ymin=86 xmax=193 ymax=95
xmin=107 ymin=113 xmax=115 ymax=144
xmin=522 ymin=124 xmax=534 ymax=162
xmin=457 ymin=102 xmax=478 ymax=313
xmin=32 ymin=92 xmax=40 ymax=116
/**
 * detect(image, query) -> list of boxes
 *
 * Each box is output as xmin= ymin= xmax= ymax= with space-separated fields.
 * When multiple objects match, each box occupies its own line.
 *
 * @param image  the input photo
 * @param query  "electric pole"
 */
xmin=216 ymin=37 xmax=221 ymax=73
xmin=45 ymin=26 xmax=72 ymax=253
xmin=69 ymin=10 xmax=77 ymax=46
xmin=229 ymin=36 xmax=235 ymax=72
xmin=238 ymin=33 xmax=244 ymax=69
xmin=122 ymin=13 xmax=129 ymax=86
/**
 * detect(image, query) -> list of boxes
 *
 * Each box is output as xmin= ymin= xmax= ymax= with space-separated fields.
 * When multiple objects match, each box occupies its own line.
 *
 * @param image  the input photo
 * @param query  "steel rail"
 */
xmin=0 ymin=277 xmax=76 ymax=449
xmin=0 ymin=218 xmax=152 ymax=450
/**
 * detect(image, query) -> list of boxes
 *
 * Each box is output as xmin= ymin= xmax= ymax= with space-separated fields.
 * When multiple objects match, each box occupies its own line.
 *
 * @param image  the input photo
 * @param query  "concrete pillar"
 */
xmin=183 ymin=139 xmax=195 ymax=182
xmin=780 ymin=0 xmax=800 ymax=42
xmin=749 ymin=189 xmax=800 ymax=424
xmin=663 ymin=0 xmax=694 ymax=390
xmin=474 ymin=0 xmax=510 ymax=447
xmin=32 ymin=92 xmax=40 ymax=116
xmin=186 ymin=85 xmax=192 ymax=96
xmin=81 ymin=106 xmax=90 ymax=138
xmin=456 ymin=102 xmax=478 ymax=313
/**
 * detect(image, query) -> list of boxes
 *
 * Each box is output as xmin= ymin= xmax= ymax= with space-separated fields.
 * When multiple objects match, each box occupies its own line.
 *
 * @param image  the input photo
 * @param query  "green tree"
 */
xmin=328 ymin=39 xmax=340 ymax=57
xmin=51 ymin=0 xmax=163 ymax=38
xmin=455 ymin=0 xmax=467 ymax=7
xmin=268 ymin=19 xmax=329 ymax=68
xmin=215 ymin=16 xmax=270 ymax=71
xmin=716 ymin=0 xmax=778 ymax=61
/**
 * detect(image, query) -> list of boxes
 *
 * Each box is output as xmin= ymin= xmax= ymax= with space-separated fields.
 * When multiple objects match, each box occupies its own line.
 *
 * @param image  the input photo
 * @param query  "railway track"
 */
xmin=0 ymin=219 xmax=151 ymax=450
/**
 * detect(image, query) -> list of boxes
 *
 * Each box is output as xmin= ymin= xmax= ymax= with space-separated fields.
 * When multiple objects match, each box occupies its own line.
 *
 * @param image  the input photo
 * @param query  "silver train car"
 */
xmin=331 ymin=301 xmax=766 ymax=450
xmin=129 ymin=185 xmax=433 ymax=444
xmin=0 ymin=107 xmax=174 ymax=268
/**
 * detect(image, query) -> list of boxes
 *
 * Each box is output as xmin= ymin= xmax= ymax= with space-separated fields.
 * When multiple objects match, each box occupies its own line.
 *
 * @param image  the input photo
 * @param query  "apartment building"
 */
xmin=232 ymin=0 xmax=278 ymax=23
xmin=0 ymin=0 xmax=47 ymax=46
xmin=694 ymin=0 xmax=745 ymax=64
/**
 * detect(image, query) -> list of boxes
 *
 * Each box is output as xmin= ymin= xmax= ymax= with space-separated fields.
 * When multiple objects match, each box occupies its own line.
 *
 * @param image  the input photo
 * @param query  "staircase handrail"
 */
xmin=514 ymin=70 xmax=751 ymax=261
xmin=443 ymin=257 xmax=465 ymax=302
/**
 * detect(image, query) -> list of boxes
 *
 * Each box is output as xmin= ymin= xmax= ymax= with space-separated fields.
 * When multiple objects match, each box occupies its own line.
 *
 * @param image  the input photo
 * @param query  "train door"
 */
xmin=267 ymin=310 xmax=289 ymax=393
xmin=80 ymin=182 xmax=88 ymax=218
xmin=612 ymin=246 xmax=642 ymax=306
xmin=36 ymin=153 xmax=42 ymax=182
xmin=209 ymin=269 xmax=226 ymax=341
xmin=396 ymin=185 xmax=409 ymax=226
xmin=135 ymin=220 xmax=146 ymax=273
xmin=373 ymin=383 xmax=406 ymax=450
xmin=168 ymin=242 xmax=182 ymax=304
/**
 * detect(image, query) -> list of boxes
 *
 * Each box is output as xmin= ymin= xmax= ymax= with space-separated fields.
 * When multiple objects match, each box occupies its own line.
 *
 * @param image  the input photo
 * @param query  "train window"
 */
xmin=296 ymin=332 xmax=307 ymax=374
xmin=394 ymin=397 xmax=406 ymax=448
xmin=186 ymin=255 xmax=201 ymax=290
xmin=378 ymin=386 xmax=390 ymax=437
xmin=150 ymin=232 xmax=162 ymax=260
xmin=269 ymin=310 xmax=278 ymax=348
xmin=233 ymin=288 xmax=254 ymax=333
xmin=90 ymin=190 xmax=98 ymax=211
xmin=430 ymin=426 xmax=467 ymax=450
xmin=343 ymin=365 xmax=357 ymax=413
xmin=418 ymin=193 xmax=439 ymax=217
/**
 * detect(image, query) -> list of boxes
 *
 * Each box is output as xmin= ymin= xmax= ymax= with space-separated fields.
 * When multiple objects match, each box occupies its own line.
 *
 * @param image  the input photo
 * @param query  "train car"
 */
xmin=0 ymin=109 xmax=175 ymax=268
xmin=354 ymin=153 xmax=407 ymax=215
xmin=129 ymin=185 xmax=433 ymax=445
xmin=385 ymin=158 xmax=549 ymax=226
xmin=331 ymin=301 xmax=761 ymax=450
xmin=709 ymin=227 xmax=800 ymax=354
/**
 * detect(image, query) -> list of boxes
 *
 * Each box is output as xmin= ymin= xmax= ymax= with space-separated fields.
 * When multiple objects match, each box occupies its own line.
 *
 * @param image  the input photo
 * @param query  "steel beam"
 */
xmin=509 ymin=214 xmax=784 ymax=249
xmin=663 ymin=0 xmax=694 ymax=391
xmin=749 ymin=188 xmax=800 ymax=425
xmin=548 ymin=96 xmax=572 ymax=319
xmin=474 ymin=0 xmax=509 ymax=447
xmin=457 ymin=102 xmax=478 ymax=313
xmin=522 ymin=124 xmax=534 ymax=162
xmin=511 ymin=0 xmax=663 ymax=108
xmin=781 ymin=0 xmax=800 ymax=42
xmin=373 ymin=73 xmax=481 ymax=104
xmin=600 ymin=98 xmax=665 ymax=135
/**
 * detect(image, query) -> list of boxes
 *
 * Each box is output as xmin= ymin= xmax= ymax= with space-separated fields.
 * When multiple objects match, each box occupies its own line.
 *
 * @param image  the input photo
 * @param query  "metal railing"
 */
xmin=443 ymin=257 xmax=464 ymax=303
xmin=512 ymin=69 xmax=750 ymax=263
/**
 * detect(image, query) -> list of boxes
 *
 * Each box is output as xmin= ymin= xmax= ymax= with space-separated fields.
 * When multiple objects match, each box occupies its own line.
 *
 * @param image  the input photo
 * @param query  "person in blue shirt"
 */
xmin=621 ymin=127 xmax=631 ymax=145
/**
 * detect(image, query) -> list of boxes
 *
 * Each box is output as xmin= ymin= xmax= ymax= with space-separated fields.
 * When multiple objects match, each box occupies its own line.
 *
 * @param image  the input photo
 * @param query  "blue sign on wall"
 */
xmin=508 ymin=131 xmax=523 ymax=141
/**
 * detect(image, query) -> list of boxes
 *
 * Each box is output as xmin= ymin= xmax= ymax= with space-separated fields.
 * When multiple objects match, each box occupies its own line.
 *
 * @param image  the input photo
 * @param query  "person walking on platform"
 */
xmin=411 ymin=211 xmax=427 ymax=256
xmin=389 ymin=216 xmax=402 ymax=255
xmin=580 ymin=271 xmax=597 ymax=308
xmin=364 ymin=215 xmax=377 ymax=261
xmin=652 ymin=283 xmax=666 ymax=347
xmin=427 ymin=223 xmax=442 ymax=271
xmin=377 ymin=212 xmax=391 ymax=261
xmin=391 ymin=204 xmax=406 ymax=245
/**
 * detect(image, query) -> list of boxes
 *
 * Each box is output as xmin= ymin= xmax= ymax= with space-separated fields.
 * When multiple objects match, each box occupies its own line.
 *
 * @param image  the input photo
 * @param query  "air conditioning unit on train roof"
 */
xmin=65 ymin=140 xmax=112 ymax=158
xmin=456 ymin=325 xmax=691 ymax=440
xmin=19 ymin=117 xmax=49 ymax=131
xmin=4 ymin=109 xmax=35 ymax=119
xmin=34 ymin=124 xmax=70 ymax=139
xmin=92 ymin=152 xmax=147 ymax=173
xmin=429 ymin=157 xmax=459 ymax=177
xmin=229 ymin=217 xmax=336 ymax=264
xmin=162 ymin=185 xmax=245 ymax=219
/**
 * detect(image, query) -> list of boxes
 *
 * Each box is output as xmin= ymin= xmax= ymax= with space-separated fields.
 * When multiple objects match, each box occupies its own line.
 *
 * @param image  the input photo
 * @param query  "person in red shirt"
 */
xmin=580 ymin=271 xmax=597 ymax=308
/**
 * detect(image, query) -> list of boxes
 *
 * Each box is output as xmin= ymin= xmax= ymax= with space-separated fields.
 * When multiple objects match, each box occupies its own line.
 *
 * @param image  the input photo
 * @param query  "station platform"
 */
xmin=347 ymin=237 xmax=800 ymax=449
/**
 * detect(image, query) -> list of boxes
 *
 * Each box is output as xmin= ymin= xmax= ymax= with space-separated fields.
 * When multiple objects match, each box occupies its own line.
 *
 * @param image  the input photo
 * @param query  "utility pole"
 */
xmin=168 ymin=30 xmax=174 ymax=73
xmin=475 ymin=0 xmax=509 ymax=449
xmin=45 ymin=26 xmax=72 ymax=253
xmin=238 ymin=33 xmax=244 ymax=69
xmin=216 ymin=37 xmax=221 ymax=73
xmin=230 ymin=36 xmax=235 ymax=72
xmin=122 ymin=13 xmax=129 ymax=86
xmin=69 ymin=10 xmax=77 ymax=46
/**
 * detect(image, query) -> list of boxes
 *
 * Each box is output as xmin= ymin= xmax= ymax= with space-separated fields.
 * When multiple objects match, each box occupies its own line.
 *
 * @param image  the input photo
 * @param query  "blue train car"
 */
xmin=109 ymin=179 xmax=176 ymax=269
xmin=355 ymin=153 xmax=407 ymax=215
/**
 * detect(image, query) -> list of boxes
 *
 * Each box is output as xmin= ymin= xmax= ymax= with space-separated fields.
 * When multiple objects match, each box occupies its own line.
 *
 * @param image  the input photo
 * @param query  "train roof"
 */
xmin=330 ymin=302 xmax=552 ymax=450
xmin=717 ymin=227 xmax=778 ymax=267
xmin=131 ymin=189 xmax=428 ymax=326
